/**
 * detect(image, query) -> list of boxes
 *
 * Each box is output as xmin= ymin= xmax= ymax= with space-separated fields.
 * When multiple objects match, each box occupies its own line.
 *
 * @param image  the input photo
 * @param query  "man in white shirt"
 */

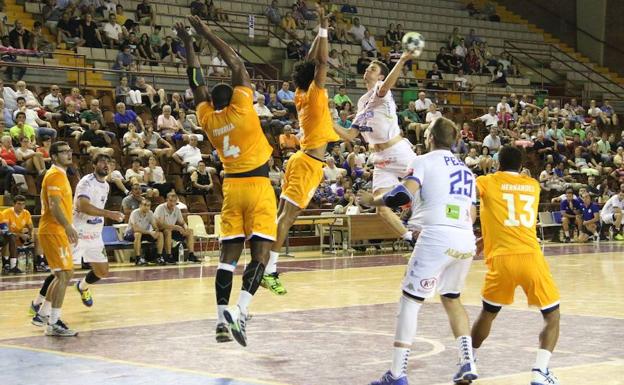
xmin=124 ymin=198 xmax=164 ymax=265
xmin=172 ymin=135 xmax=210 ymax=172
xmin=323 ymin=157 xmax=346 ymax=182
xmin=482 ymin=127 xmax=502 ymax=153
xmin=473 ymin=106 xmax=499 ymax=128
xmin=361 ymin=30 xmax=377 ymax=57
xmin=42 ymin=85 xmax=64 ymax=112
xmin=254 ymin=94 xmax=273 ymax=120
xmin=348 ymin=17 xmax=366 ymax=44
xmin=208 ymin=53 xmax=228 ymax=77
xmin=102 ymin=13 xmax=124 ymax=48
xmin=154 ymin=192 xmax=196 ymax=264
xmin=600 ymin=187 xmax=624 ymax=239
xmin=414 ymin=91 xmax=432 ymax=119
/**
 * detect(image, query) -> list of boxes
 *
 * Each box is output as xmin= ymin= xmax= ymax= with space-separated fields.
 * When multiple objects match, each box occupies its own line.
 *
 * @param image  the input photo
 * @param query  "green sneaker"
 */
xmin=260 ymin=272 xmax=287 ymax=295
xmin=615 ymin=233 xmax=624 ymax=241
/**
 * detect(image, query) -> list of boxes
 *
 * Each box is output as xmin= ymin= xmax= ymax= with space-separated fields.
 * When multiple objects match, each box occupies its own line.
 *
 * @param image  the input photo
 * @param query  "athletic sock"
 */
xmin=33 ymin=294 xmax=46 ymax=307
xmin=217 ymin=305 xmax=227 ymax=324
xmin=533 ymin=349 xmax=551 ymax=372
xmin=402 ymin=231 xmax=412 ymax=241
xmin=264 ymin=250 xmax=279 ymax=275
xmin=215 ymin=263 xmax=234 ymax=322
xmin=9 ymin=257 xmax=16 ymax=268
xmin=457 ymin=336 xmax=475 ymax=364
xmin=390 ymin=295 xmax=422 ymax=378
xmin=48 ymin=308 xmax=61 ymax=325
xmin=237 ymin=291 xmax=253 ymax=315
xmin=40 ymin=301 xmax=51 ymax=317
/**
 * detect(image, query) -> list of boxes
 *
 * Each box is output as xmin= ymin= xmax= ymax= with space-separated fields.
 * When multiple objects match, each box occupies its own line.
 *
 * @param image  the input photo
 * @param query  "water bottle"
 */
xmin=17 ymin=249 xmax=26 ymax=272
xmin=178 ymin=243 xmax=185 ymax=262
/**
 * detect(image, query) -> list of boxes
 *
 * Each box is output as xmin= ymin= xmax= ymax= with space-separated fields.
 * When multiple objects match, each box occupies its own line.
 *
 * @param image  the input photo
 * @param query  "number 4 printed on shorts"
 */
xmin=223 ymin=135 xmax=240 ymax=158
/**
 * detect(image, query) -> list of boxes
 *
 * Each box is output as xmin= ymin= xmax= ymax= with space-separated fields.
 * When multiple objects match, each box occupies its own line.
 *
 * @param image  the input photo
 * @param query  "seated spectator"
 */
xmin=122 ymin=183 xmax=144 ymax=218
xmin=190 ymin=159 xmax=213 ymax=194
xmin=115 ymin=102 xmax=144 ymax=133
xmin=385 ymin=23 xmax=400 ymax=47
xmin=9 ymin=112 xmax=36 ymax=143
xmin=539 ymin=163 xmax=566 ymax=192
xmin=266 ymin=93 xmax=289 ymax=123
xmin=42 ymin=85 xmax=64 ymax=113
xmin=156 ymin=105 xmax=185 ymax=141
xmin=279 ymin=125 xmax=300 ymax=157
xmin=277 ymin=81 xmax=296 ymax=112
xmin=333 ymin=86 xmax=352 ymax=109
xmin=597 ymin=132 xmax=612 ymax=162
xmin=31 ymin=21 xmax=55 ymax=52
xmin=136 ymin=33 xmax=158 ymax=66
xmin=64 ymin=87 xmax=87 ymax=110
xmin=577 ymin=191 xmax=600 ymax=242
xmin=323 ymin=157 xmax=346 ymax=183
xmin=348 ymin=17 xmax=366 ymax=44
xmin=361 ymin=30 xmax=377 ymax=58
xmin=9 ymin=20 xmax=31 ymax=50
xmin=112 ymin=44 xmax=134 ymax=71
xmin=140 ymin=122 xmax=174 ymax=159
xmin=207 ymin=52 xmax=228 ymax=77
xmin=482 ymin=127 xmax=502 ymax=154
xmin=145 ymin=155 xmax=173 ymax=197
xmin=136 ymin=0 xmax=155 ymax=26
xmin=42 ymin=0 xmax=64 ymax=35
xmin=124 ymin=197 xmax=164 ymax=265
xmin=80 ymin=120 xmax=114 ymax=158
xmin=79 ymin=13 xmax=103 ymax=49
xmin=478 ymin=146 xmax=494 ymax=174
xmin=56 ymin=11 xmax=85 ymax=49
xmin=172 ymin=135 xmax=210 ymax=172
xmin=154 ymin=192 xmax=197 ymax=264
xmin=356 ymin=50 xmax=372 ymax=75
xmin=491 ymin=63 xmax=507 ymax=85
xmin=436 ymin=47 xmax=460 ymax=73
xmin=0 ymin=98 xmax=14 ymax=128
xmin=37 ymin=135 xmax=52 ymax=168
xmin=16 ymin=137 xmax=46 ymax=176
xmin=425 ymin=64 xmax=445 ymax=90
xmin=397 ymin=66 xmax=418 ymax=88
xmin=464 ymin=147 xmax=480 ymax=172
xmin=265 ymin=0 xmax=282 ymax=26
xmin=2 ymin=194 xmax=47 ymax=271
xmin=160 ymin=36 xmax=185 ymax=66
xmin=497 ymin=96 xmax=513 ymax=127
xmin=447 ymin=27 xmax=461 ymax=49
xmin=58 ymin=101 xmax=83 ymax=138
xmin=0 ymin=135 xmax=27 ymax=191
xmin=560 ymin=187 xmax=583 ymax=242
xmin=600 ymin=100 xmax=618 ymax=126
xmin=567 ymin=146 xmax=599 ymax=176
xmin=472 ymin=106 xmax=499 ymax=129
xmin=103 ymin=13 xmax=125 ymax=49
xmin=425 ymin=103 xmax=442 ymax=124
xmin=123 ymin=123 xmax=152 ymax=159
xmin=14 ymin=99 xmax=57 ymax=140
xmin=337 ymin=110 xmax=351 ymax=128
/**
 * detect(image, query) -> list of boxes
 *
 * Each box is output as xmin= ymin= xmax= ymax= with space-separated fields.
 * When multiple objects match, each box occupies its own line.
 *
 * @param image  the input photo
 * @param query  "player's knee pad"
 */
xmin=441 ymin=292 xmax=461 ymax=299
xmin=482 ymin=300 xmax=502 ymax=313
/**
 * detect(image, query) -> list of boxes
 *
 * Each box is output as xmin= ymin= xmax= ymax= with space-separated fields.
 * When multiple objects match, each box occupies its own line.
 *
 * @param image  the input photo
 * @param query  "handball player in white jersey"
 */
xmin=72 ymin=154 xmax=124 ymax=307
xmin=358 ymin=117 xmax=478 ymax=385
xmin=333 ymin=51 xmax=419 ymax=243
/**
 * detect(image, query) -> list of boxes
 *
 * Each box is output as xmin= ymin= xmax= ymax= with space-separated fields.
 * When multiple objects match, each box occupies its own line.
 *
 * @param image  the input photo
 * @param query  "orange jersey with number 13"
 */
xmin=197 ymin=86 xmax=273 ymax=174
xmin=476 ymin=172 xmax=541 ymax=258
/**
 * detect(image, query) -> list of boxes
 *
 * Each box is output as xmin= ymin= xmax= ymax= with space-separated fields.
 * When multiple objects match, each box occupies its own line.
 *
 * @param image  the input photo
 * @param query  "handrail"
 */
xmin=504 ymin=39 xmax=624 ymax=99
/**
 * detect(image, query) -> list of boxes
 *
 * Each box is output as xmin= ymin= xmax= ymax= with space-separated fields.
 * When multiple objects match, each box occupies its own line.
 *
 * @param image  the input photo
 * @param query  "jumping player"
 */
xmin=472 ymin=145 xmax=561 ymax=385
xmin=181 ymin=17 xmax=276 ymax=347
xmin=262 ymin=6 xmax=340 ymax=295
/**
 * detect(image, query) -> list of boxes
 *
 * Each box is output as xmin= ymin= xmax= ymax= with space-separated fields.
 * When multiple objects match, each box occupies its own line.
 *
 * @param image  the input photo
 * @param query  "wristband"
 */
xmin=318 ymin=28 xmax=328 ymax=38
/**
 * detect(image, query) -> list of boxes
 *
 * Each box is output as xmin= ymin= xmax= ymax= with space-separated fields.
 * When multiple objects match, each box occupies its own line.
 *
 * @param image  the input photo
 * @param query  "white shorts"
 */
xmin=72 ymin=230 xmax=107 ymax=264
xmin=601 ymin=211 xmax=616 ymax=224
xmin=402 ymin=228 xmax=475 ymax=299
xmin=370 ymin=139 xmax=416 ymax=192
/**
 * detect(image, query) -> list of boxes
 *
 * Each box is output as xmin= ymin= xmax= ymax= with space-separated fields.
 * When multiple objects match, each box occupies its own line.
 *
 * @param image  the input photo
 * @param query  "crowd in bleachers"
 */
xmin=0 ymin=0 xmax=622 ymax=275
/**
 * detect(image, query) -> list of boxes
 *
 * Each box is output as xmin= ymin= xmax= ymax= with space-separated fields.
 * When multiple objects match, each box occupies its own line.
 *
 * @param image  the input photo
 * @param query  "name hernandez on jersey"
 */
xmin=352 ymin=81 xmax=401 ymax=145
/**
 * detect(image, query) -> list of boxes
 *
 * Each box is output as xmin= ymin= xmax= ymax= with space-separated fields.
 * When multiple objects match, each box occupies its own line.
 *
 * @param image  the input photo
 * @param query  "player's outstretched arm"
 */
xmin=174 ymin=21 xmax=210 ymax=104
xmin=306 ymin=6 xmax=328 ymax=88
xmin=332 ymin=120 xmax=359 ymax=141
xmin=378 ymin=51 xmax=416 ymax=97
xmin=187 ymin=16 xmax=251 ymax=89
xmin=357 ymin=178 xmax=420 ymax=208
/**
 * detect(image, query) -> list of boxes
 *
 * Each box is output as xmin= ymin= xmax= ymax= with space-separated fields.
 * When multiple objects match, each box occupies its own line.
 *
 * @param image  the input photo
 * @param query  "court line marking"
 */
xmin=0 ymin=343 xmax=291 ymax=385
xmin=428 ymin=358 xmax=624 ymax=385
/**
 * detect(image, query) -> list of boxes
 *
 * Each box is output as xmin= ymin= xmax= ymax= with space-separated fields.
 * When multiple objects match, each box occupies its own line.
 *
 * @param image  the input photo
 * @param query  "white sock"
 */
xmin=48 ymin=308 xmax=61 ymax=325
xmin=265 ymin=250 xmax=279 ymax=275
xmin=390 ymin=295 xmax=423 ymax=378
xmin=34 ymin=294 xmax=46 ymax=306
xmin=402 ymin=231 xmax=412 ymax=241
xmin=217 ymin=305 xmax=227 ymax=324
xmin=564 ymin=231 xmax=570 ymax=237
xmin=534 ymin=349 xmax=551 ymax=372
xmin=40 ymin=300 xmax=51 ymax=317
xmin=9 ymin=258 xmax=16 ymax=268
xmin=457 ymin=336 xmax=475 ymax=364
xmin=472 ymin=347 xmax=478 ymax=361
xmin=79 ymin=278 xmax=89 ymax=291
xmin=237 ymin=291 xmax=253 ymax=315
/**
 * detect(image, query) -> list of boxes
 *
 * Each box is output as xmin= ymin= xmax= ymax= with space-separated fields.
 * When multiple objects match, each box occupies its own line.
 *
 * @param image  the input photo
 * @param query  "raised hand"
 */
xmin=187 ymin=15 xmax=211 ymax=37
xmin=174 ymin=22 xmax=191 ymax=42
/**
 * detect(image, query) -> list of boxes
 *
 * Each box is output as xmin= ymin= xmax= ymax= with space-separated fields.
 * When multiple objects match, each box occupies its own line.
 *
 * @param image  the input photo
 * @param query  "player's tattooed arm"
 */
xmin=187 ymin=15 xmax=251 ymax=89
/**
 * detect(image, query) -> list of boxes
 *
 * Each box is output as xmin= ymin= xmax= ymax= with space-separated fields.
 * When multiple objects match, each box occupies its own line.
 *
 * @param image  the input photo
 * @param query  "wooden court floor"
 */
xmin=0 ymin=242 xmax=623 ymax=385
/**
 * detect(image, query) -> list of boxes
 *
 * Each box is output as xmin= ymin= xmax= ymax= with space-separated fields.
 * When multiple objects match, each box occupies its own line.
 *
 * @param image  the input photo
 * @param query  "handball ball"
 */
xmin=402 ymin=31 xmax=425 ymax=56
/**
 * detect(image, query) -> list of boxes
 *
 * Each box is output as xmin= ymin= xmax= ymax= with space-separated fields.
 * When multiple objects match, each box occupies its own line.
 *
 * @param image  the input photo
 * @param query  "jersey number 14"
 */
xmin=502 ymin=193 xmax=535 ymax=227
xmin=222 ymin=135 xmax=240 ymax=158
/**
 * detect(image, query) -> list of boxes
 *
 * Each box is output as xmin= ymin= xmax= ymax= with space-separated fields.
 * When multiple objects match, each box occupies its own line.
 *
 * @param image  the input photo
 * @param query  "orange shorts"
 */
xmin=281 ymin=151 xmax=324 ymax=209
xmin=39 ymin=233 xmax=73 ymax=271
xmin=220 ymin=176 xmax=277 ymax=241
xmin=482 ymin=252 xmax=560 ymax=310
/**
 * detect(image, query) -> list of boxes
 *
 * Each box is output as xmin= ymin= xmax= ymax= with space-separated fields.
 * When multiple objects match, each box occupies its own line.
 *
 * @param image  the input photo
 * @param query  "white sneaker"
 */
xmin=45 ymin=320 xmax=78 ymax=337
xmin=531 ymin=368 xmax=559 ymax=385
xmin=223 ymin=306 xmax=247 ymax=347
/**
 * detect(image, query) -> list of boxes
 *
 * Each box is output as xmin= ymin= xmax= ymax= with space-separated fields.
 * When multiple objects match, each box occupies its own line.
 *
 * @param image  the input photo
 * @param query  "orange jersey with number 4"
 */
xmin=476 ymin=172 xmax=541 ymax=258
xmin=197 ymin=86 xmax=273 ymax=174
xmin=295 ymin=81 xmax=339 ymax=150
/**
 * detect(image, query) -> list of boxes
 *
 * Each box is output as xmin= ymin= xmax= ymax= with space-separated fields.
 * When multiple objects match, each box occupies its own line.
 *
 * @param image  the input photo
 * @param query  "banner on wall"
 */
xmin=248 ymin=15 xmax=255 ymax=38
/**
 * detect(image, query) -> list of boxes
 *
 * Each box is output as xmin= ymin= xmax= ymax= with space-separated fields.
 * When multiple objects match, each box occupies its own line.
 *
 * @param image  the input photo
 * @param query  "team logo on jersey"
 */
xmin=420 ymin=278 xmax=437 ymax=291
